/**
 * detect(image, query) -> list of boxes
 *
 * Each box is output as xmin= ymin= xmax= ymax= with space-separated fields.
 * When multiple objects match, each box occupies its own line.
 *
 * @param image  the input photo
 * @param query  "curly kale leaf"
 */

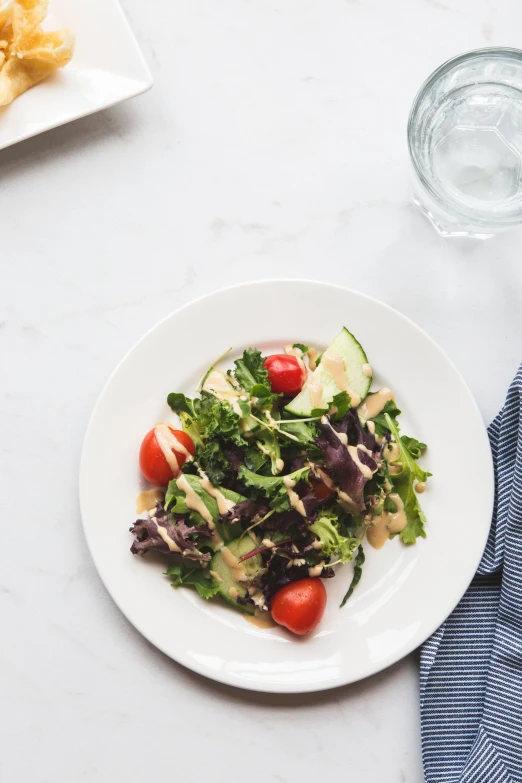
xmin=233 ymin=348 xmax=269 ymax=392
xmin=238 ymin=466 xmax=310 ymax=513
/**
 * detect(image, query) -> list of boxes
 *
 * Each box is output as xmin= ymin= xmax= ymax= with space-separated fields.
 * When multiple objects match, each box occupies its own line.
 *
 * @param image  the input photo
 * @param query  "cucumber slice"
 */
xmin=285 ymin=327 xmax=372 ymax=417
xmin=210 ymin=536 xmax=263 ymax=614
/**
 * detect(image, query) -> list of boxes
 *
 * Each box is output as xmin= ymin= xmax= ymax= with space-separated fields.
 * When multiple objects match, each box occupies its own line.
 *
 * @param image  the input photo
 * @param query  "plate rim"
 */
xmin=79 ymin=279 xmax=494 ymax=693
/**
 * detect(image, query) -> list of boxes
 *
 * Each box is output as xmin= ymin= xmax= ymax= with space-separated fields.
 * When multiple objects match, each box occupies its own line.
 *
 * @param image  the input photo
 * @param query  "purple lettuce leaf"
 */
xmin=260 ymin=509 xmax=310 ymax=535
xmin=298 ymin=484 xmax=329 ymax=520
xmin=332 ymin=408 xmax=377 ymax=452
xmin=219 ymin=498 xmax=268 ymax=525
xmin=130 ymin=502 xmax=211 ymax=561
xmin=315 ymin=417 xmax=369 ymax=510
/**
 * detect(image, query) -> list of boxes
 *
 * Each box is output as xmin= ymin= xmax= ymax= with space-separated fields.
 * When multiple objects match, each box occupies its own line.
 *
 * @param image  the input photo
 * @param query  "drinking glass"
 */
xmin=408 ymin=48 xmax=522 ymax=238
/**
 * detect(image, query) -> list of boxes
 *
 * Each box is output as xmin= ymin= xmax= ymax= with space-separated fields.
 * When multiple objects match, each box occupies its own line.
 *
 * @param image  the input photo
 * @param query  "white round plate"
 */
xmin=80 ymin=280 xmax=494 ymax=693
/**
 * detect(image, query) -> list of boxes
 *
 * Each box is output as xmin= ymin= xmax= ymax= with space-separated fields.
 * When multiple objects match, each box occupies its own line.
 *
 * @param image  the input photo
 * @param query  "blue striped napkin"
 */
xmin=420 ymin=367 xmax=522 ymax=783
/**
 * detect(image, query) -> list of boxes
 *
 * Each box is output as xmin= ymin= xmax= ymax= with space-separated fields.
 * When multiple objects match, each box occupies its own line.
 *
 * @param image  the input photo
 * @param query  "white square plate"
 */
xmin=0 ymin=0 xmax=152 ymax=150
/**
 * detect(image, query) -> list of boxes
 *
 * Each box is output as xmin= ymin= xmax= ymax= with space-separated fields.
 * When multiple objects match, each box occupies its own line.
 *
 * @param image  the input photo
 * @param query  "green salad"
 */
xmin=130 ymin=327 xmax=430 ymax=634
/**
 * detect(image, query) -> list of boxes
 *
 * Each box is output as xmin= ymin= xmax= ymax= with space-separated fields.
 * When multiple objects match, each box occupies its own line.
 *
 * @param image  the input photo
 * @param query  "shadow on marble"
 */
xmin=120 ymin=601 xmax=421 ymax=708
xmin=0 ymin=101 xmax=142 ymax=172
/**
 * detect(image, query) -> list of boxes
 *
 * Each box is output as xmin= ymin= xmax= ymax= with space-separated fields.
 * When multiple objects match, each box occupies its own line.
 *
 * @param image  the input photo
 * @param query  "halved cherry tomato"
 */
xmin=139 ymin=427 xmax=195 ymax=487
xmin=271 ymin=578 xmax=327 ymax=635
xmin=310 ymin=477 xmax=335 ymax=500
xmin=264 ymin=354 xmax=306 ymax=396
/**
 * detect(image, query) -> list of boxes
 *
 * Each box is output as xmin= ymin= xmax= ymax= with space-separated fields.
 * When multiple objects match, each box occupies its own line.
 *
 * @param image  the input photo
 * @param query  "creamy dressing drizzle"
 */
xmin=157 ymin=424 xmax=194 ymax=460
xmin=307 ymin=347 xmax=318 ymax=371
xmin=203 ymin=368 xmax=245 ymax=416
xmin=153 ymin=520 xmax=181 ymax=552
xmin=321 ymin=351 xmax=361 ymax=406
xmin=338 ymin=490 xmax=359 ymax=510
xmin=387 ymin=494 xmax=408 ymax=533
xmin=283 ymin=475 xmax=307 ymax=517
xmin=284 ymin=344 xmax=307 ymax=374
xmin=366 ymin=493 xmax=408 ymax=549
xmin=211 ymin=529 xmax=224 ymax=550
xmin=135 ymin=488 xmax=164 ymax=514
xmin=256 ymin=441 xmax=284 ymax=474
xmin=229 ymin=586 xmax=239 ymax=599
xmin=362 ymin=363 xmax=373 ymax=378
xmin=347 ymin=444 xmax=374 ymax=479
xmin=222 ymin=546 xmax=248 ymax=582
xmin=245 ymin=610 xmax=277 ymax=629
xmin=308 ymin=561 xmax=324 ymax=578
xmin=308 ymin=462 xmax=335 ymax=490
xmin=248 ymin=587 xmax=267 ymax=608
xmin=308 ymin=380 xmax=324 ymax=409
xmin=209 ymin=569 xmax=223 ymax=583
xmin=358 ymin=387 xmax=394 ymax=421
xmin=384 ymin=442 xmax=401 ymax=464
xmin=321 ymin=424 xmax=375 ymax=499
xmin=366 ymin=515 xmax=390 ymax=550
xmin=196 ymin=466 xmax=234 ymax=515
xmin=366 ymin=420 xmax=376 ymax=435
xmin=175 ymin=474 xmax=213 ymax=526
xmin=154 ymin=424 xmax=181 ymax=475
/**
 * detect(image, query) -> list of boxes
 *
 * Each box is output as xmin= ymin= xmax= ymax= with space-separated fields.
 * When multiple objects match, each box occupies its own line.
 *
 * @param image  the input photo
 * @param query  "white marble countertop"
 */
xmin=2 ymin=0 xmax=522 ymax=780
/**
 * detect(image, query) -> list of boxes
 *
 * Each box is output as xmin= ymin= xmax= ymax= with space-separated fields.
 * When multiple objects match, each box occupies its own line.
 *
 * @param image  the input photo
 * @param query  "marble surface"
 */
xmin=2 ymin=0 xmax=522 ymax=780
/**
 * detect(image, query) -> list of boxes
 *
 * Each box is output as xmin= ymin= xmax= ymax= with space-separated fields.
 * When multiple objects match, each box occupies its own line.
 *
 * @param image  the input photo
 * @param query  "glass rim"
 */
xmin=407 ymin=46 xmax=522 ymax=227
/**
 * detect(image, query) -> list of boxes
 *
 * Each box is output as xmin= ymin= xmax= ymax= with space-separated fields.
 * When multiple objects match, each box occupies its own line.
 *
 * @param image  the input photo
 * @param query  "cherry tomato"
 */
xmin=271 ymin=578 xmax=327 ymax=635
xmin=310 ymin=477 xmax=335 ymax=500
xmin=264 ymin=354 xmax=306 ymax=396
xmin=139 ymin=427 xmax=195 ymax=487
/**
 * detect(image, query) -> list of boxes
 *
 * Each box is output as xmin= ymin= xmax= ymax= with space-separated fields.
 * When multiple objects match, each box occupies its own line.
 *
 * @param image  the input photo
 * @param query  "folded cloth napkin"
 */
xmin=420 ymin=367 xmax=522 ymax=783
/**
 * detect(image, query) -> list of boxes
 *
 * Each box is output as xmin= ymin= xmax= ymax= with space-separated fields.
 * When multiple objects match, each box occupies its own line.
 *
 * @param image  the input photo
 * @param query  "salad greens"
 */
xmin=130 ymin=328 xmax=431 ymax=618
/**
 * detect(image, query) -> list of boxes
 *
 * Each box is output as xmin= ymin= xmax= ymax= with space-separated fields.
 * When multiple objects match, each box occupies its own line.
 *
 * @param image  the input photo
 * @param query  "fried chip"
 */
xmin=0 ymin=0 xmax=13 ymax=30
xmin=0 ymin=0 xmax=74 ymax=106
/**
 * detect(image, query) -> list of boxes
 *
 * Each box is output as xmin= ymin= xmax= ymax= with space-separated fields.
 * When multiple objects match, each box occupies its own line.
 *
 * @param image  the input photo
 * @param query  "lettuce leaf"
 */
xmin=255 ymin=429 xmax=283 ymax=475
xmin=340 ymin=545 xmax=365 ymax=606
xmin=130 ymin=504 xmax=211 ymax=561
xmin=165 ymin=474 xmax=245 ymax=522
xmin=401 ymin=435 xmax=427 ymax=460
xmin=315 ymin=416 xmax=376 ymax=511
xmin=165 ymin=562 xmax=221 ymax=599
xmin=330 ymin=391 xmax=352 ymax=420
xmin=309 ymin=511 xmax=360 ymax=562
xmin=370 ymin=400 xmax=401 ymax=438
xmin=238 ymin=466 xmax=310 ymax=512
xmin=278 ymin=419 xmax=317 ymax=443
xmin=384 ymin=413 xmax=429 ymax=544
